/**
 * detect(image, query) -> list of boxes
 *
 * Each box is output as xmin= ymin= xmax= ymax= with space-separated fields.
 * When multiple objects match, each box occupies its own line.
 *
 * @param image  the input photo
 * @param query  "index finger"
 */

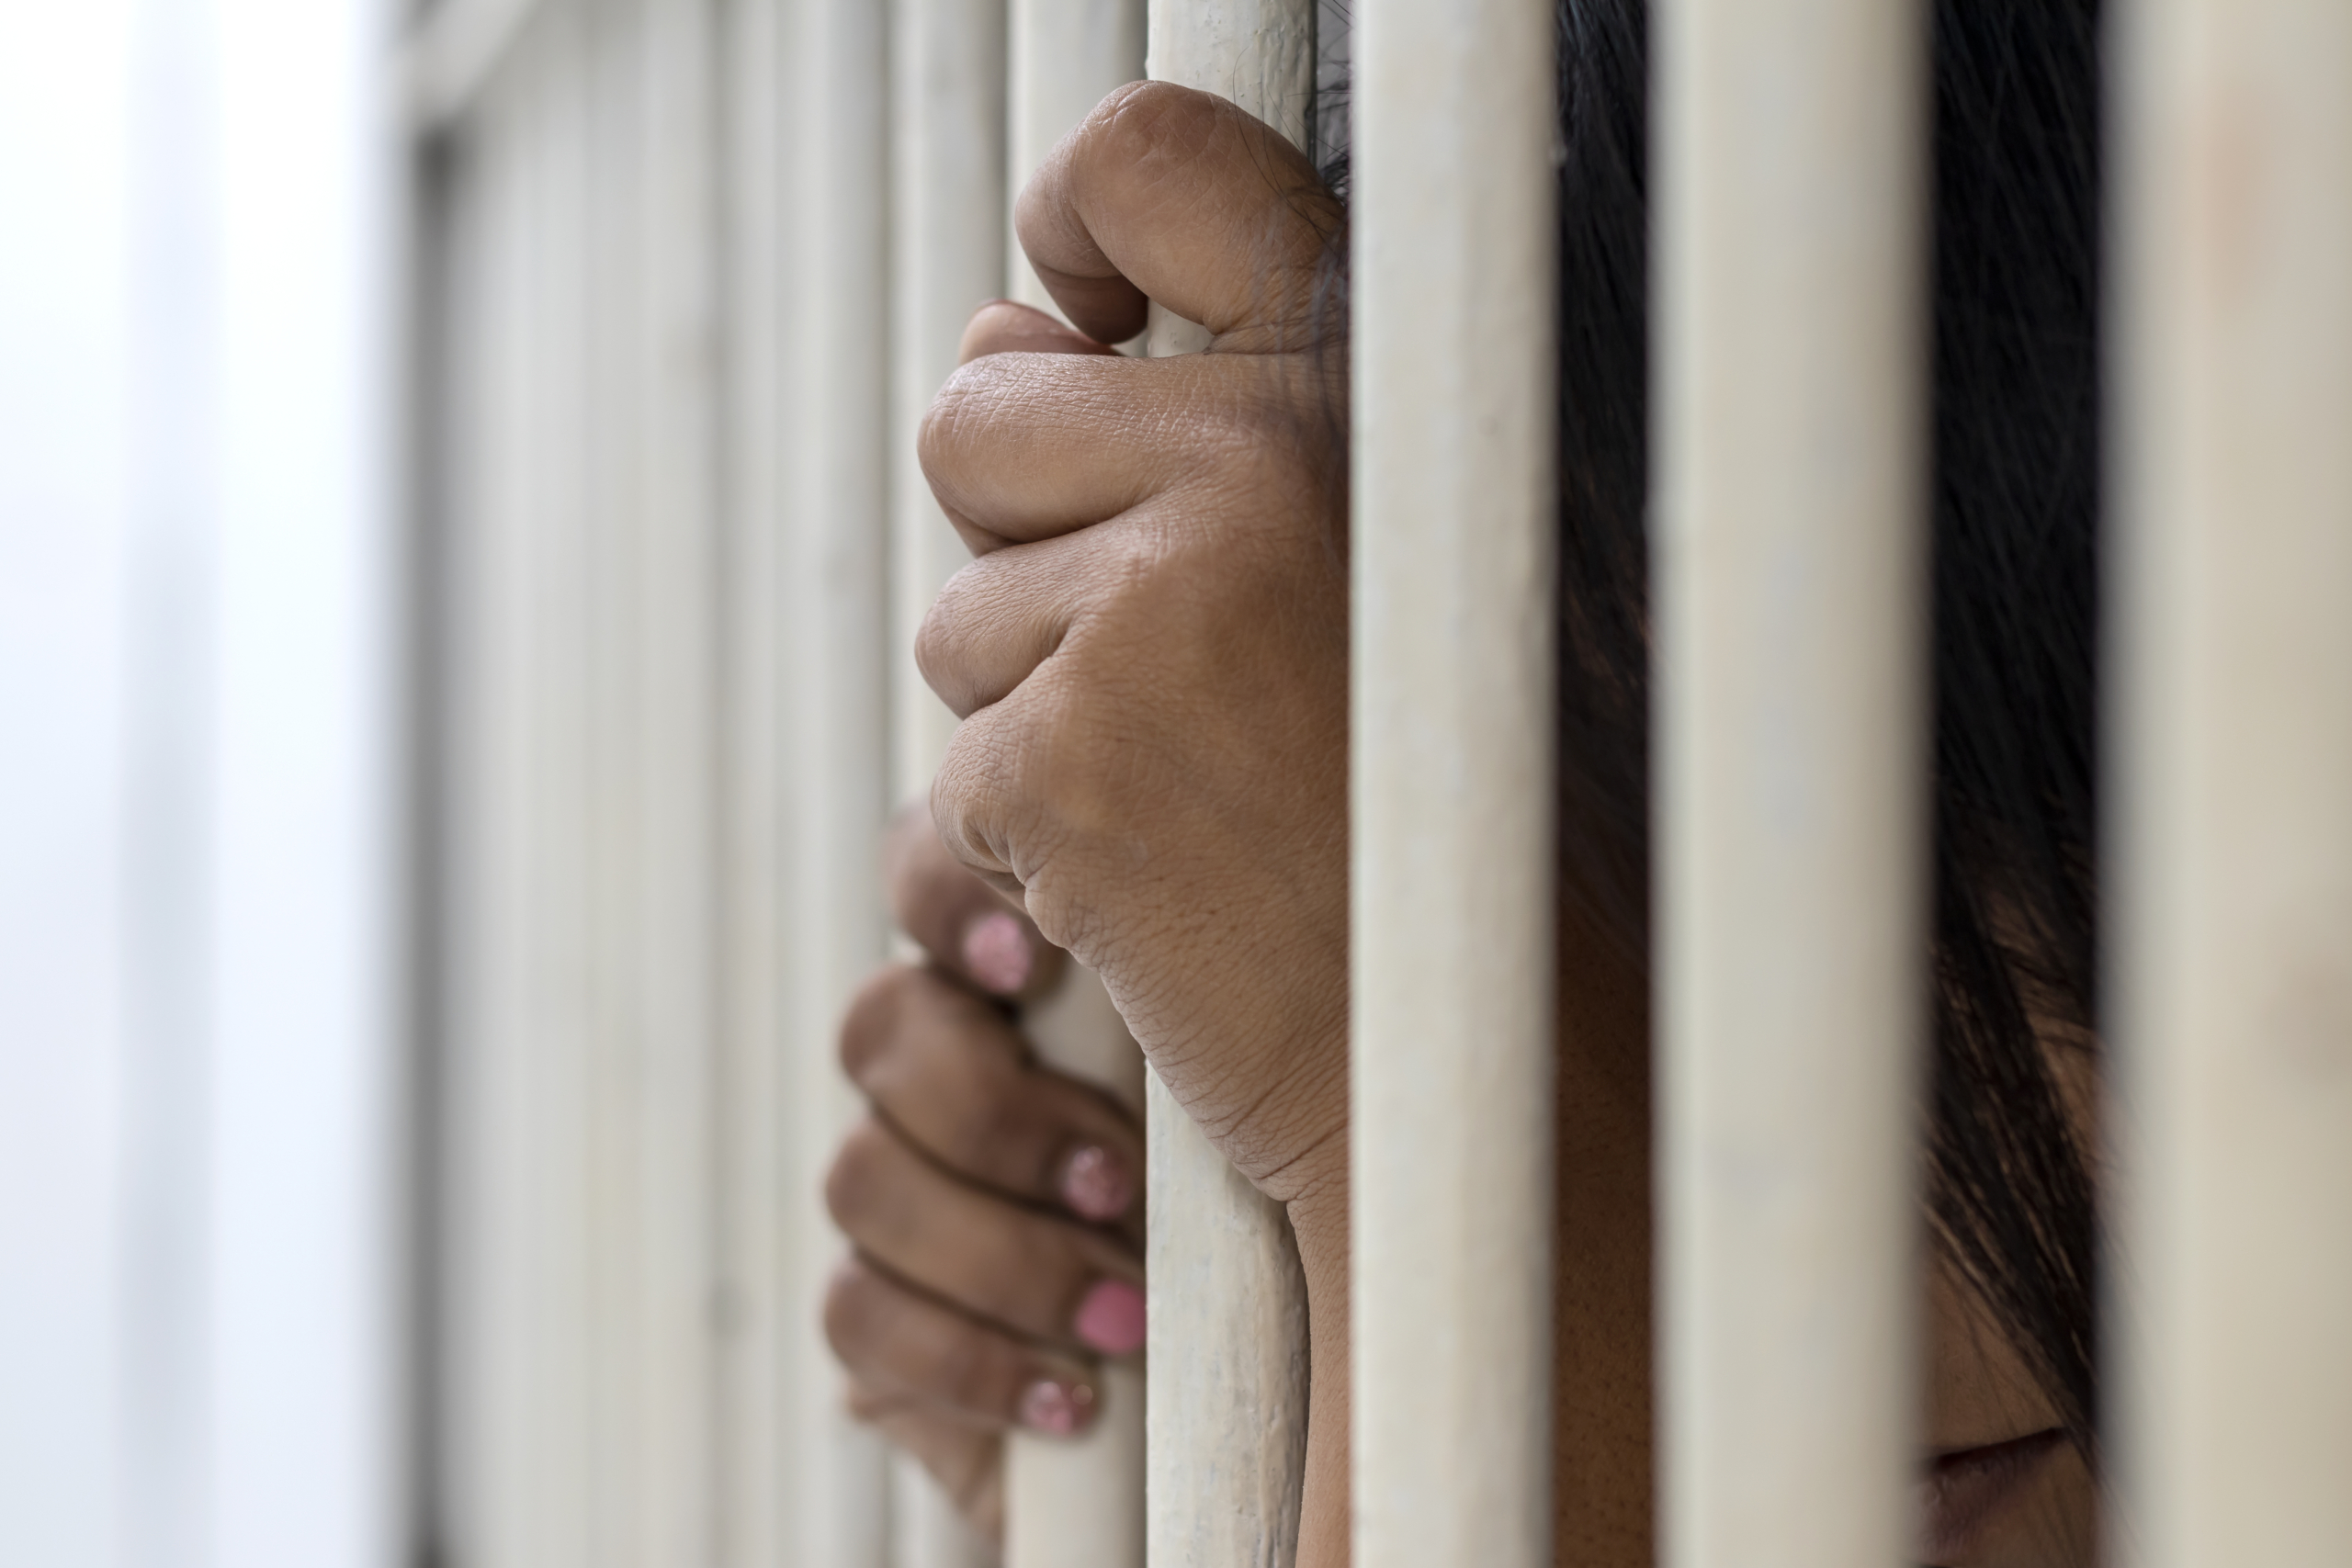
xmin=1015 ymin=82 xmax=1343 ymax=350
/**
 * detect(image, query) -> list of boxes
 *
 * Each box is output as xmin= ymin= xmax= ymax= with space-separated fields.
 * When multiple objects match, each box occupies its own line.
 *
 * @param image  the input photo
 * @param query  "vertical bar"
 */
xmin=992 ymin=4 xmax=1147 ymax=1567
xmin=1004 ymin=0 xmax=1144 ymax=316
xmin=717 ymin=0 xmax=797 ymax=1561
xmin=1137 ymin=10 xmax=1316 ymax=1568
xmin=626 ymin=5 xmax=721 ymax=1556
xmin=1350 ymin=3 xmax=1558 ymax=1568
xmin=888 ymin=0 xmax=1006 ymax=807
xmin=2109 ymin=3 xmax=2352 ymax=1563
xmin=425 ymin=3 xmax=729 ymax=1563
xmin=578 ymin=0 xmax=724 ymax=1551
xmin=886 ymin=0 xmax=1009 ymax=1562
xmin=119 ymin=0 xmax=222 ymax=1556
xmin=1001 ymin=970 xmax=1147 ymax=1568
xmin=437 ymin=19 xmax=597 ymax=1562
xmin=785 ymin=0 xmax=896 ymax=1562
xmin=1652 ymin=5 xmax=1929 ymax=1568
xmin=1142 ymin=1085 xmax=1310 ymax=1568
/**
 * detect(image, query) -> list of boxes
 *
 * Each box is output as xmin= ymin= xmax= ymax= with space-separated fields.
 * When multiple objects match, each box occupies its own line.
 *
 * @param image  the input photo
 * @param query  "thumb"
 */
xmin=956 ymin=299 xmax=1124 ymax=367
xmin=1014 ymin=81 xmax=1342 ymax=353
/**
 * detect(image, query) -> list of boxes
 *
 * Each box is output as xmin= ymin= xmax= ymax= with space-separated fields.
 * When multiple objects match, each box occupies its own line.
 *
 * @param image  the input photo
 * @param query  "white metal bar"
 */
xmin=2109 ymin=3 xmax=2352 ymax=1563
xmin=1141 ymin=1 xmax=1312 ymax=356
xmin=1005 ymin=0 xmax=1145 ymax=318
xmin=785 ymin=0 xmax=898 ymax=1562
xmin=1001 ymin=964 xmax=1147 ymax=1568
xmin=887 ymin=0 xmax=1012 ymax=1561
xmin=436 ymin=18 xmax=599 ymax=1562
xmin=401 ymin=0 xmax=551 ymax=134
xmin=427 ymin=3 xmax=734 ymax=1564
xmin=1144 ymin=1077 xmax=1310 ymax=1568
xmin=889 ymin=0 xmax=1007 ymax=806
xmin=991 ymin=3 xmax=1148 ymax=1566
xmin=716 ymin=0 xmax=799 ymax=1561
xmin=1350 ymin=3 xmax=1559 ymax=1566
xmin=623 ymin=6 xmax=723 ymax=1555
xmin=1652 ymin=5 xmax=1929 ymax=1567
xmin=1148 ymin=1 xmax=1313 ymax=136
xmin=1136 ymin=10 xmax=1317 ymax=1567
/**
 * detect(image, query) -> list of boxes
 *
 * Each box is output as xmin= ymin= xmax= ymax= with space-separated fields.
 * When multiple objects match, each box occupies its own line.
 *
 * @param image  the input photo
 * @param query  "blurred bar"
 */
xmin=885 ymin=2 xmax=1017 ymax=1561
xmin=889 ymin=0 xmax=1007 ymax=808
xmin=1350 ymin=3 xmax=1558 ymax=1566
xmin=784 ymin=0 xmax=898 ymax=1563
xmin=1005 ymin=0 xmax=1145 ymax=316
xmin=424 ymin=2 xmax=729 ymax=1560
xmin=717 ymin=0 xmax=803 ymax=1561
xmin=1652 ymin=4 xmax=1929 ymax=1566
xmin=2109 ymin=2 xmax=2352 ymax=1562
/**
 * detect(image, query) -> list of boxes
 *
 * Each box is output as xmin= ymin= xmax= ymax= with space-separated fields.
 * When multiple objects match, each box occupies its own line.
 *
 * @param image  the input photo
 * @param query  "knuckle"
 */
xmin=934 ymin=1335 xmax=1002 ymax=1415
xmin=823 ymin=1260 xmax=885 ymax=1364
xmin=839 ymin=966 xmax=918 ymax=1083
xmin=913 ymin=566 xmax=982 ymax=715
xmin=969 ymin=1089 xmax=1055 ymax=1187
xmin=824 ymin=1120 xmax=901 ymax=1236
xmin=1088 ymin=80 xmax=1220 ymax=172
xmin=920 ymin=361 xmax=997 ymax=466
xmin=933 ymin=714 xmax=1033 ymax=869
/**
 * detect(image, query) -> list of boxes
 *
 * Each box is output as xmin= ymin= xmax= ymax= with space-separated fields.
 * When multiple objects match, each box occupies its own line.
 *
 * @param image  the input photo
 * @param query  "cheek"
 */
xmin=1923 ymin=1257 xmax=2063 ymax=1450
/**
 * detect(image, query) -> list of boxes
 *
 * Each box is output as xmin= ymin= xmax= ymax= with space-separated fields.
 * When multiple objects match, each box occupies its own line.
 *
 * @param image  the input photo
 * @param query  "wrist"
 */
xmin=1285 ymin=1157 xmax=1352 ymax=1568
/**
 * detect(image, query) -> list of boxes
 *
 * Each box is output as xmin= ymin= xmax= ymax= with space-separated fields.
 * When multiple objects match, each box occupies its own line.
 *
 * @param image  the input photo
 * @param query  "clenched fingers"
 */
xmin=826 ymin=1118 xmax=1144 ymax=1356
xmin=830 ymin=1261 xmax=1102 ymax=1439
xmin=884 ymin=802 xmax=1064 ymax=999
xmin=840 ymin=964 xmax=1142 ymax=1234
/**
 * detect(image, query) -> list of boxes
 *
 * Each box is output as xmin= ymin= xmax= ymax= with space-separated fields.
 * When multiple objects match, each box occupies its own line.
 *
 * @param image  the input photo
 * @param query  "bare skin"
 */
xmin=825 ymin=81 xmax=2098 ymax=1568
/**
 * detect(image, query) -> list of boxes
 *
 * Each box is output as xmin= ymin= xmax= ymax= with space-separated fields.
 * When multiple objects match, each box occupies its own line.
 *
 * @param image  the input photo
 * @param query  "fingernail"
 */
xmin=1073 ymin=1279 xmax=1147 ymax=1356
xmin=1018 ymin=1377 xmax=1097 ymax=1437
xmin=1059 ymin=1145 xmax=1134 ymax=1223
xmin=962 ymin=910 xmax=1033 ymax=996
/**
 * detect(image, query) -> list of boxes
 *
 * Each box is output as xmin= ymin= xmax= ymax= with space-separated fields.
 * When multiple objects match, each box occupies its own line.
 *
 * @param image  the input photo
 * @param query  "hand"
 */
xmin=824 ymin=806 xmax=1148 ymax=1538
xmin=919 ymin=80 xmax=1351 ymax=1213
xmin=916 ymin=81 xmax=1355 ymax=1563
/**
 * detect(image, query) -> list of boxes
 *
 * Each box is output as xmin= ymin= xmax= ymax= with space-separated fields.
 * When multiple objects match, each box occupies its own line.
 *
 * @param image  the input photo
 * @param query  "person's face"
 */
xmin=1552 ymin=905 xmax=2102 ymax=1568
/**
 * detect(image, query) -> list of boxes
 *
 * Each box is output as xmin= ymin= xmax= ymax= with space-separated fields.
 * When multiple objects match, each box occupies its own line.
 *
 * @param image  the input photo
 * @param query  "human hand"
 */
xmin=918 ymin=83 xmax=1351 ymax=1219
xmin=824 ymin=806 xmax=1148 ymax=1538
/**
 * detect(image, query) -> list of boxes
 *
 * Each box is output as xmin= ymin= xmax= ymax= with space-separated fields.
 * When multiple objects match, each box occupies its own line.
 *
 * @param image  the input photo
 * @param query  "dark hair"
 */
xmin=1544 ymin=0 xmax=2107 ymax=1445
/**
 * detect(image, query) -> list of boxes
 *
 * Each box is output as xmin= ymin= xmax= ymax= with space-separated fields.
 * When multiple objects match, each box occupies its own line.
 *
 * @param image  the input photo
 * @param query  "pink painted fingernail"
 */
xmin=1073 ymin=1279 xmax=1147 ymax=1356
xmin=962 ymin=910 xmax=1033 ymax=996
xmin=1059 ymin=1145 xmax=1134 ymax=1222
xmin=1018 ymin=1377 xmax=1097 ymax=1437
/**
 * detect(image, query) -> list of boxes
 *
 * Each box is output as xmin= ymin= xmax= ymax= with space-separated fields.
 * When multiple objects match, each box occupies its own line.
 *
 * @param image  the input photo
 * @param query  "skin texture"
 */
xmin=828 ymin=81 xmax=2099 ymax=1568
xmin=824 ymin=809 xmax=1140 ymax=1537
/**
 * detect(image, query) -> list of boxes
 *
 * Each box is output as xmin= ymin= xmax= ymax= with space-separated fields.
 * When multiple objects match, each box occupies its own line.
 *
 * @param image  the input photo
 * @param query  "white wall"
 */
xmin=0 ymin=8 xmax=134 ymax=1563
xmin=0 ymin=2 xmax=399 ymax=1565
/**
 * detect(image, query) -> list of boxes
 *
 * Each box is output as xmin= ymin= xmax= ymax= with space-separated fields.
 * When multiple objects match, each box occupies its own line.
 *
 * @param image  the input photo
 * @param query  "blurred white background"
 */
xmin=0 ymin=2 xmax=399 ymax=1565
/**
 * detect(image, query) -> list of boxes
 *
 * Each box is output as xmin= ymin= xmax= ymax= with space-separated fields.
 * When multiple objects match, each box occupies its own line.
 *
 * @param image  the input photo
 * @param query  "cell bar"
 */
xmin=783 ymin=0 xmax=895 ymax=1563
xmin=992 ymin=6 xmax=1149 ymax=1568
xmin=1005 ymin=0 xmax=1145 ymax=315
xmin=2109 ymin=3 xmax=2352 ymax=1563
xmin=1350 ymin=3 xmax=1561 ymax=1567
xmin=889 ymin=0 xmax=1007 ymax=808
xmin=1651 ymin=4 xmax=1930 ymax=1567
xmin=885 ymin=6 xmax=1012 ymax=1565
xmin=1137 ymin=12 xmax=1318 ymax=1567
